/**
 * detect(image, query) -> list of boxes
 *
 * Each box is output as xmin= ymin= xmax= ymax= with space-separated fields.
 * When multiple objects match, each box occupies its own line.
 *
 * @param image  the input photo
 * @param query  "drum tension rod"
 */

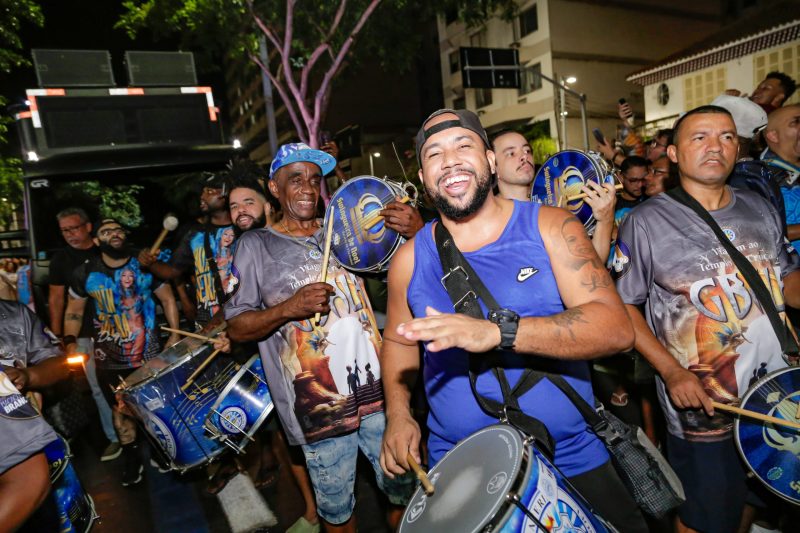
xmin=507 ymin=493 xmax=549 ymax=530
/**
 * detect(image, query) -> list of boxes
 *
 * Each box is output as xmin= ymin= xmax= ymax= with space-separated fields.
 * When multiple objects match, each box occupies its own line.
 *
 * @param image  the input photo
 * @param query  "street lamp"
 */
xmin=369 ymin=151 xmax=381 ymax=175
xmin=565 ymin=76 xmax=577 ymax=84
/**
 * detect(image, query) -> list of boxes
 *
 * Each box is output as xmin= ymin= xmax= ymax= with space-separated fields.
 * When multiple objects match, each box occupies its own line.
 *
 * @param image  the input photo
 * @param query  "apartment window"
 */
xmin=753 ymin=42 xmax=800 ymax=105
xmin=519 ymin=63 xmax=543 ymax=95
xmin=475 ymin=87 xmax=492 ymax=108
xmin=449 ymin=51 xmax=460 ymax=74
xmin=683 ymin=67 xmax=726 ymax=110
xmin=519 ymin=5 xmax=538 ymax=37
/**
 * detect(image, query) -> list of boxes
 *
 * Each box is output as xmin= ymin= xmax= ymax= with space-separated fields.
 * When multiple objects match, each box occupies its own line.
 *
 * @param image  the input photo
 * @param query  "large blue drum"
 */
xmin=120 ymin=335 xmax=241 ymax=472
xmin=204 ymin=354 xmax=274 ymax=454
xmin=531 ymin=150 xmax=616 ymax=234
xmin=734 ymin=366 xmax=800 ymax=505
xmin=326 ymin=176 xmax=415 ymax=272
xmin=398 ymin=425 xmax=613 ymax=532
xmin=43 ymin=435 xmax=97 ymax=533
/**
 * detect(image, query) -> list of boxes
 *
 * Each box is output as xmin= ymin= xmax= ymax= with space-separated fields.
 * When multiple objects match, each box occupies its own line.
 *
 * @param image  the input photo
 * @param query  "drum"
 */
xmin=119 ymin=335 xmax=241 ymax=472
xmin=204 ymin=354 xmax=274 ymax=454
xmin=398 ymin=424 xmax=613 ymax=533
xmin=43 ymin=435 xmax=97 ymax=533
xmin=326 ymin=175 xmax=417 ymax=272
xmin=734 ymin=366 xmax=800 ymax=504
xmin=531 ymin=150 xmax=616 ymax=233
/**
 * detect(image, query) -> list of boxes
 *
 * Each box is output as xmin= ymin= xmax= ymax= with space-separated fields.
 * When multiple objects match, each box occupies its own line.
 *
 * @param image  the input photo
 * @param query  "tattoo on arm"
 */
xmin=560 ymin=216 xmax=604 ymax=270
xmin=65 ymin=313 xmax=82 ymax=322
xmin=547 ymin=308 xmax=588 ymax=341
xmin=580 ymin=271 xmax=611 ymax=292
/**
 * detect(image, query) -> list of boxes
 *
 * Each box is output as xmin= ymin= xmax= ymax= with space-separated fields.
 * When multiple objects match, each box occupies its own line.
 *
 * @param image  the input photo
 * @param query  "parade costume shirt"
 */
xmin=407 ymin=201 xmax=609 ymax=478
xmin=225 ymin=226 xmax=384 ymax=446
xmin=761 ymin=148 xmax=800 ymax=249
xmin=614 ymin=189 xmax=799 ymax=441
xmin=171 ymin=224 xmax=237 ymax=325
xmin=0 ymin=301 xmax=58 ymax=474
xmin=70 ymin=256 xmax=162 ymax=370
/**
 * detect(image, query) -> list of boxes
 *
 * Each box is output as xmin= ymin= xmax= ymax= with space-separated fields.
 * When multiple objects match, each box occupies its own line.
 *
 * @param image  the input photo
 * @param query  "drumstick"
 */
xmin=150 ymin=214 xmax=179 ymax=253
xmin=161 ymin=327 xmax=217 ymax=343
xmin=181 ymin=349 xmax=222 ymax=392
xmin=362 ymin=196 xmax=412 ymax=231
xmin=314 ymin=210 xmax=336 ymax=325
xmin=406 ymin=453 xmax=435 ymax=496
xmin=565 ymin=183 xmax=624 ymax=202
xmin=713 ymin=401 xmax=800 ymax=431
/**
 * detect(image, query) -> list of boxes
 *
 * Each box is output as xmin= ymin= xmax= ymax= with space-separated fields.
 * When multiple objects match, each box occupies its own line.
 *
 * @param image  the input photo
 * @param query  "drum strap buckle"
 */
xmin=440 ymin=265 xmax=468 ymax=289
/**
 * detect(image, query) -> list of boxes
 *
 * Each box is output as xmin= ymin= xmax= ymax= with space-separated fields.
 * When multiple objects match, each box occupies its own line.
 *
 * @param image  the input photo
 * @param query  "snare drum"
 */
xmin=120 ymin=335 xmax=241 ymax=472
xmin=43 ymin=435 xmax=97 ymax=533
xmin=531 ymin=150 xmax=616 ymax=233
xmin=204 ymin=354 xmax=274 ymax=453
xmin=734 ymin=366 xmax=800 ymax=505
xmin=326 ymin=176 xmax=416 ymax=272
xmin=399 ymin=425 xmax=613 ymax=533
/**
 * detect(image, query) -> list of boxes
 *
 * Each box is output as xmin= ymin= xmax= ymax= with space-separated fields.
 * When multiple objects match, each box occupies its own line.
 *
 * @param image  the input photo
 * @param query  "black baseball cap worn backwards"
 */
xmin=415 ymin=108 xmax=491 ymax=165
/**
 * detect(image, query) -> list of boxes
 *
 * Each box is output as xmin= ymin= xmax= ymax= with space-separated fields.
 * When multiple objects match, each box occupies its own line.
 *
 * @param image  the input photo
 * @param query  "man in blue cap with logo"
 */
xmin=225 ymin=143 xmax=413 ymax=533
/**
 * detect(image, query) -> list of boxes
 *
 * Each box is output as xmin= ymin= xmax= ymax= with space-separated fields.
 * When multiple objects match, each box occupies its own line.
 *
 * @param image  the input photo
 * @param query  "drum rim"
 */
xmin=400 ymin=424 xmax=527 ymax=532
xmin=204 ymin=354 xmax=274 ymax=442
xmin=121 ymin=340 xmax=211 ymax=392
xmin=734 ymin=365 xmax=800 ymax=505
xmin=45 ymin=433 xmax=71 ymax=483
xmin=325 ymin=175 xmax=404 ymax=272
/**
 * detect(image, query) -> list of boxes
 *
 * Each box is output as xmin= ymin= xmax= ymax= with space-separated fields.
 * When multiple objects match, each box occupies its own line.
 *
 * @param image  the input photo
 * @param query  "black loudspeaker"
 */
xmin=31 ymin=49 xmax=115 ymax=87
xmin=460 ymin=47 xmax=520 ymax=89
xmin=125 ymin=51 xmax=197 ymax=86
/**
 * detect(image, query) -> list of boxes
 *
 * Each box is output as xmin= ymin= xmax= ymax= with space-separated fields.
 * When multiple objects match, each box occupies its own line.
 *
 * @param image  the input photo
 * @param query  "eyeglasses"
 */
xmin=98 ymin=227 xmax=126 ymax=237
xmin=650 ymin=139 xmax=668 ymax=148
xmin=647 ymin=168 xmax=670 ymax=177
xmin=59 ymin=224 xmax=86 ymax=234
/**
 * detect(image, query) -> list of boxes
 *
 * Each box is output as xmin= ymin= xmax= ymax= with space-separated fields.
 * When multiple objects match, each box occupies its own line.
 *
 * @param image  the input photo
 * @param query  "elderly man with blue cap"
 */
xmin=225 ymin=143 xmax=413 ymax=533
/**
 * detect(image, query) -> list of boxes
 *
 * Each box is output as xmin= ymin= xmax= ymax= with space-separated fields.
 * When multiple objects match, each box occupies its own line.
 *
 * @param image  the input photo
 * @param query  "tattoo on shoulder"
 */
xmin=548 ymin=308 xmax=588 ymax=341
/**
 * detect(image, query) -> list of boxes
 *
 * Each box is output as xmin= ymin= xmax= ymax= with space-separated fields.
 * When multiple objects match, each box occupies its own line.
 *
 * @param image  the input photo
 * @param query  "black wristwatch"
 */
xmin=487 ymin=308 xmax=520 ymax=350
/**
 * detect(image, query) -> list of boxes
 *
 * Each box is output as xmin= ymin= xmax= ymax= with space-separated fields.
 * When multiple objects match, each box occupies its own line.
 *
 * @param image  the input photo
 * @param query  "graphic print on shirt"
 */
xmin=189 ymin=226 xmax=237 ymax=321
xmin=272 ymin=258 xmax=382 ymax=443
xmin=0 ymin=369 xmax=39 ymax=419
xmin=85 ymin=259 xmax=159 ymax=367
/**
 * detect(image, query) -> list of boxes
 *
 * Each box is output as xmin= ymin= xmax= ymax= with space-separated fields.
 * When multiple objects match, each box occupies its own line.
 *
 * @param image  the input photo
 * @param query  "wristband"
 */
xmin=62 ymin=335 xmax=77 ymax=346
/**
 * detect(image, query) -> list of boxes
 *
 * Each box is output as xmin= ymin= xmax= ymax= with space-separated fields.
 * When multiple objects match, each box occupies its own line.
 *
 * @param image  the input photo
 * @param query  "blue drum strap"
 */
xmin=433 ymin=222 xmax=556 ymax=457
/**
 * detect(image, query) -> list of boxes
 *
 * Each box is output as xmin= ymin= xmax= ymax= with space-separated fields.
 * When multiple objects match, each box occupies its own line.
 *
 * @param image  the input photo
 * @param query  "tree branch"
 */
xmin=249 ymin=52 xmax=308 ymax=144
xmin=247 ymin=1 xmax=281 ymax=52
xmin=313 ymin=0 xmax=382 ymax=132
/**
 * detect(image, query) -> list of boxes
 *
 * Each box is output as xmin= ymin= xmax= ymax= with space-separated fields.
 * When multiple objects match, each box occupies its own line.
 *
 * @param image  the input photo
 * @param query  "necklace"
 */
xmin=278 ymin=217 xmax=321 ymax=252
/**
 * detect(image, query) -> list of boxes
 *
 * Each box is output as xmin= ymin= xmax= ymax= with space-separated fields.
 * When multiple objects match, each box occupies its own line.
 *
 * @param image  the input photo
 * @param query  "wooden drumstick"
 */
xmin=362 ymin=196 xmax=412 ymax=232
xmin=565 ymin=183 xmax=624 ymax=202
xmin=150 ymin=214 xmax=179 ymax=253
xmin=713 ymin=401 xmax=800 ymax=431
xmin=181 ymin=349 xmax=222 ymax=392
xmin=161 ymin=326 xmax=217 ymax=343
xmin=314 ymin=211 xmax=336 ymax=326
xmin=407 ymin=453 xmax=435 ymax=496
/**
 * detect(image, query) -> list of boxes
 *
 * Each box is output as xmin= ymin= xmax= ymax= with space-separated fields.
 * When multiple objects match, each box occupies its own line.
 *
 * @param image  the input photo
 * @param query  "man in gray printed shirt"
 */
xmin=614 ymin=106 xmax=800 ymax=533
xmin=225 ymin=143 xmax=412 ymax=532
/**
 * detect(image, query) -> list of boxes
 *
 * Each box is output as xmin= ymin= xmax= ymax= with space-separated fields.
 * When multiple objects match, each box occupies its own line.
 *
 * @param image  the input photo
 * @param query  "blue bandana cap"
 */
xmin=268 ymin=142 xmax=336 ymax=179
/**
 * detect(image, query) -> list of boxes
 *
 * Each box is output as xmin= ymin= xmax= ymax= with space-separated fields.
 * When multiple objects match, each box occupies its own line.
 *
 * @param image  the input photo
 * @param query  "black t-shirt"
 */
xmin=49 ymin=246 xmax=98 ymax=337
xmin=69 ymin=254 xmax=163 ymax=369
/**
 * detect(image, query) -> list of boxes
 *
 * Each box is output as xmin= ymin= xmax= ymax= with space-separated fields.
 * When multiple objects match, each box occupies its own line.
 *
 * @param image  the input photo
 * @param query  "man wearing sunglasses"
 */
xmin=63 ymin=218 xmax=180 ymax=487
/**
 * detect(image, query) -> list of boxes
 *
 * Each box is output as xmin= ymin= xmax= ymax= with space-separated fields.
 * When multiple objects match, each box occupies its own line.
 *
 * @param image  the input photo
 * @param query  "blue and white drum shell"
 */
xmin=44 ymin=435 xmax=97 ymax=533
xmin=204 ymin=354 xmax=274 ymax=451
xmin=734 ymin=366 xmax=800 ymax=505
xmin=531 ymin=150 xmax=616 ymax=232
xmin=120 ymin=335 xmax=240 ymax=472
xmin=398 ymin=424 xmax=611 ymax=533
xmin=326 ymin=176 xmax=405 ymax=272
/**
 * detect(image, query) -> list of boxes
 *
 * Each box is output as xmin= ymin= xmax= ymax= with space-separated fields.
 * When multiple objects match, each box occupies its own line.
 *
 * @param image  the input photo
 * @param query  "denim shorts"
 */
xmin=301 ymin=411 xmax=415 ymax=524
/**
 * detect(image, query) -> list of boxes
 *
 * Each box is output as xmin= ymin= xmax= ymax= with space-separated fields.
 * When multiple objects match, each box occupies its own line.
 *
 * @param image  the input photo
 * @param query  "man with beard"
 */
xmin=225 ymin=143 xmax=413 ymax=533
xmin=614 ymin=106 xmax=800 ymax=532
xmin=141 ymin=172 xmax=235 ymax=327
xmin=379 ymin=109 xmax=646 ymax=531
xmin=48 ymin=208 xmax=121 ymax=462
xmin=64 ymin=218 xmax=180 ymax=487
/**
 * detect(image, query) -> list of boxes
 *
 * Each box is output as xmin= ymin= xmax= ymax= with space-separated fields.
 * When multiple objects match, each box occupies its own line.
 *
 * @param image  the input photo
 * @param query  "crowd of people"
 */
xmin=1 ymin=68 xmax=799 ymax=533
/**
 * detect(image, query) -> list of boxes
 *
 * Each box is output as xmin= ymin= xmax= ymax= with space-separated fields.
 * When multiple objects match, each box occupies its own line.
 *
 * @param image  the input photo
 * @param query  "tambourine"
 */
xmin=325 ymin=176 xmax=417 ymax=272
xmin=530 ymin=150 xmax=616 ymax=234
xmin=734 ymin=366 xmax=800 ymax=504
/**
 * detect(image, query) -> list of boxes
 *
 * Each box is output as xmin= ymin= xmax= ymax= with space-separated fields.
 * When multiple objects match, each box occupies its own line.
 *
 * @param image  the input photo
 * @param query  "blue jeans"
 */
xmin=302 ymin=412 xmax=414 ymax=524
xmin=78 ymin=337 xmax=118 ymax=443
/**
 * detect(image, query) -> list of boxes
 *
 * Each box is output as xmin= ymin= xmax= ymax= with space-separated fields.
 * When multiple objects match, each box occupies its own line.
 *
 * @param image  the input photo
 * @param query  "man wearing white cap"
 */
xmin=225 ymin=143 xmax=413 ymax=533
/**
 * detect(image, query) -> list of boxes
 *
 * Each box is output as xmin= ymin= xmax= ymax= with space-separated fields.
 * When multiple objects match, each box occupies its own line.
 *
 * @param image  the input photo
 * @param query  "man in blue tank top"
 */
xmin=379 ymin=109 xmax=647 ymax=531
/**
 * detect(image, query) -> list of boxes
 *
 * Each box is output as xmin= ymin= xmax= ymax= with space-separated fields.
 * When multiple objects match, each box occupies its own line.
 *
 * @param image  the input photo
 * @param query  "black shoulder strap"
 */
xmin=432 ymin=222 xmax=555 ymax=456
xmin=666 ymin=186 xmax=798 ymax=355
